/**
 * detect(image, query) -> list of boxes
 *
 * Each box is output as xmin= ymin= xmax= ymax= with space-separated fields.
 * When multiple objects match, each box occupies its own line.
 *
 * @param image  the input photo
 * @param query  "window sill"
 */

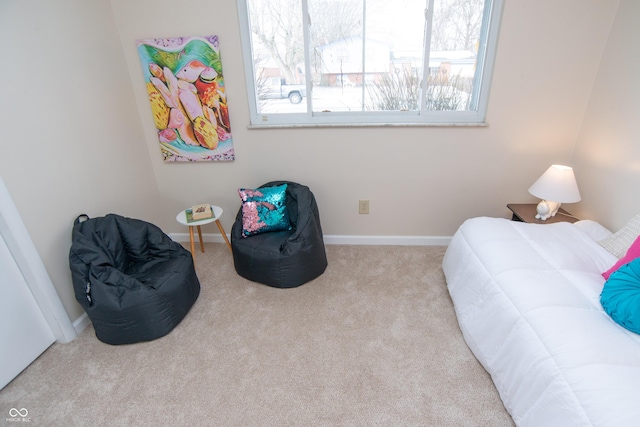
xmin=246 ymin=122 xmax=489 ymax=130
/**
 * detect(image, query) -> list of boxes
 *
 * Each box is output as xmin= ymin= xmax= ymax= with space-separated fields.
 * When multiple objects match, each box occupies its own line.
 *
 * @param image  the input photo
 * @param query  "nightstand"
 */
xmin=176 ymin=205 xmax=232 ymax=263
xmin=507 ymin=203 xmax=579 ymax=224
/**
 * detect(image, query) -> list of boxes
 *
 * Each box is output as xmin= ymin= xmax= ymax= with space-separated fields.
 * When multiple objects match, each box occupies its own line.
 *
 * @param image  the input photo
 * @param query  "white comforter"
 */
xmin=442 ymin=217 xmax=640 ymax=427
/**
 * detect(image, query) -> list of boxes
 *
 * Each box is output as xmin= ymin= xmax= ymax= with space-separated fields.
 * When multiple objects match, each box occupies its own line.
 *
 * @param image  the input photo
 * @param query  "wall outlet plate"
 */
xmin=359 ymin=200 xmax=370 ymax=214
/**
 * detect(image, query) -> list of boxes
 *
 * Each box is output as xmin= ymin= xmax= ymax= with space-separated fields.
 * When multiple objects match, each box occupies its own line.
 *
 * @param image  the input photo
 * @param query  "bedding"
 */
xmin=442 ymin=217 xmax=640 ymax=427
xmin=602 ymin=234 xmax=640 ymax=279
xmin=598 ymin=213 xmax=640 ymax=258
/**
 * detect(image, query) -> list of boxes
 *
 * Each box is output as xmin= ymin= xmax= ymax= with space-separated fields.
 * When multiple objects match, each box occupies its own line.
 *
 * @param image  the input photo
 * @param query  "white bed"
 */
xmin=442 ymin=217 xmax=640 ymax=427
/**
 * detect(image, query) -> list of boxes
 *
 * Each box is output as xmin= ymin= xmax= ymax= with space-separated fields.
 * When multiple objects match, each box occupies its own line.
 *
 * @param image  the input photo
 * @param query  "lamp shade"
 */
xmin=528 ymin=164 xmax=581 ymax=203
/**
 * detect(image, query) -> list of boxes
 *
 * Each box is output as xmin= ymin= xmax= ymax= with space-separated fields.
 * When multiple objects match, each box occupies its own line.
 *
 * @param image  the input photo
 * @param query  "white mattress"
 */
xmin=442 ymin=217 xmax=640 ymax=427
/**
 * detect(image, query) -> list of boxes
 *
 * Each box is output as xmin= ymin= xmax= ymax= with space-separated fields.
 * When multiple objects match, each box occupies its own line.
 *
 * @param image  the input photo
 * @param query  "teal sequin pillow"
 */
xmin=238 ymin=184 xmax=291 ymax=237
xmin=600 ymin=257 xmax=640 ymax=334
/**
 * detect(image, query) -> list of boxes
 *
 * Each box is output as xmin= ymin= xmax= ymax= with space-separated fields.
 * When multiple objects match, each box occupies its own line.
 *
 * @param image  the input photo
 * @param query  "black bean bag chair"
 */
xmin=231 ymin=181 xmax=328 ymax=288
xmin=69 ymin=214 xmax=200 ymax=345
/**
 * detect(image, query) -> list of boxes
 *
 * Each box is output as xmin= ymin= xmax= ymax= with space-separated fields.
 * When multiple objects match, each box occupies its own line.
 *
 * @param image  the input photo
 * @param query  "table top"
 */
xmin=176 ymin=205 xmax=223 ymax=226
xmin=507 ymin=203 xmax=578 ymax=224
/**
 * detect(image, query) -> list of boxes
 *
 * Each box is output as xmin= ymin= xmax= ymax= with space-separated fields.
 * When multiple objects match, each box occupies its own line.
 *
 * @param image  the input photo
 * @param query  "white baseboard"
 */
xmin=169 ymin=233 xmax=451 ymax=246
xmin=169 ymin=233 xmax=227 ymax=244
xmin=72 ymin=313 xmax=90 ymax=335
xmin=323 ymin=235 xmax=451 ymax=246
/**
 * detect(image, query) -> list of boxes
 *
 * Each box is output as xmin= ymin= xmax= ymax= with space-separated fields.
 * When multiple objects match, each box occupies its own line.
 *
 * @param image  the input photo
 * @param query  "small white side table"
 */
xmin=176 ymin=205 xmax=232 ymax=260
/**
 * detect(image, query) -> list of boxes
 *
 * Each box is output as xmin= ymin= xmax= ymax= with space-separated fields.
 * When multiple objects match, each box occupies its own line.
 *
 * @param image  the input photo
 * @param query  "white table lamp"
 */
xmin=528 ymin=164 xmax=581 ymax=220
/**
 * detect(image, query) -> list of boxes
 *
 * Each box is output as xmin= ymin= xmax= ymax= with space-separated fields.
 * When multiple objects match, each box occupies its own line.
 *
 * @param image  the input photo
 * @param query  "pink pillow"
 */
xmin=603 ymin=234 xmax=640 ymax=279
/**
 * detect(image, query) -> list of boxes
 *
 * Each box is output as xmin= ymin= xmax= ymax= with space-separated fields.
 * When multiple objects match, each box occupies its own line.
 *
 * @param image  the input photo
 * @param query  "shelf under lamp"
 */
xmin=528 ymin=164 xmax=581 ymax=220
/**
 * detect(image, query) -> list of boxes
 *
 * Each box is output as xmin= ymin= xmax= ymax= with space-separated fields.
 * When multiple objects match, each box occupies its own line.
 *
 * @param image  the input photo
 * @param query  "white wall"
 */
xmin=1 ymin=0 xmax=633 ymax=325
xmin=572 ymin=0 xmax=640 ymax=231
xmin=0 ymin=0 xmax=162 ymax=321
xmin=111 ymin=0 xmax=619 ymax=239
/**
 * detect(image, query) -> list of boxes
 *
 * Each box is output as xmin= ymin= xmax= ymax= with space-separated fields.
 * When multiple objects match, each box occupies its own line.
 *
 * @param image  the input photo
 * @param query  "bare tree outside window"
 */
xmin=239 ymin=0 xmax=501 ymax=124
xmin=248 ymin=0 xmax=305 ymax=85
xmin=431 ymin=0 xmax=485 ymax=51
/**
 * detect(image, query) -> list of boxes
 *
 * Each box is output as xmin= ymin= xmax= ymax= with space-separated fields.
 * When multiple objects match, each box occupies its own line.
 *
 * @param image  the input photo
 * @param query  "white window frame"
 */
xmin=237 ymin=0 xmax=504 ymax=128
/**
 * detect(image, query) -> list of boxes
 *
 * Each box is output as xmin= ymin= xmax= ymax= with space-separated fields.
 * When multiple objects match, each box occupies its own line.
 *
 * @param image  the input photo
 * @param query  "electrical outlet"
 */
xmin=359 ymin=200 xmax=370 ymax=214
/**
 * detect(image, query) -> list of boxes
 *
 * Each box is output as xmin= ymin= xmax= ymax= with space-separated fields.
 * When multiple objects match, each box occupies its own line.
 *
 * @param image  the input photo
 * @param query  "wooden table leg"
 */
xmin=197 ymin=225 xmax=205 ymax=252
xmin=215 ymin=220 xmax=232 ymax=253
xmin=188 ymin=226 xmax=196 ymax=267
xmin=188 ymin=226 xmax=196 ymax=255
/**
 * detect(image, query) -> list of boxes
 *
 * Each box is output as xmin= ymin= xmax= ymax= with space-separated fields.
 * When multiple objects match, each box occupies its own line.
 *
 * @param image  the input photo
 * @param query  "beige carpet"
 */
xmin=0 ymin=243 xmax=514 ymax=426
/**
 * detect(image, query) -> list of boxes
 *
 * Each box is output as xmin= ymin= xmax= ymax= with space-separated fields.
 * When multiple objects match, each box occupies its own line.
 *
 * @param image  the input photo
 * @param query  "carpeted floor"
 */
xmin=0 ymin=243 xmax=514 ymax=426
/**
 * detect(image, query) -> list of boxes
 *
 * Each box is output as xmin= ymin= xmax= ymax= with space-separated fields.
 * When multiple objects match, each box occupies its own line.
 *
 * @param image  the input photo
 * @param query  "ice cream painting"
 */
xmin=136 ymin=35 xmax=234 ymax=162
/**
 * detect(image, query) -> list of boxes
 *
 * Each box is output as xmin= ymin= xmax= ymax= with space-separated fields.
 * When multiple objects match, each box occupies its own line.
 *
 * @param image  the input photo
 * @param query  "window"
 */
xmin=238 ymin=0 xmax=503 ymax=127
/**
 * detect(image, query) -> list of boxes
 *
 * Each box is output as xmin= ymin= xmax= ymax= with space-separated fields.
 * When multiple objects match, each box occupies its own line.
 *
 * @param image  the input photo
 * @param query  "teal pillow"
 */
xmin=238 ymin=184 xmax=291 ymax=237
xmin=600 ymin=257 xmax=640 ymax=334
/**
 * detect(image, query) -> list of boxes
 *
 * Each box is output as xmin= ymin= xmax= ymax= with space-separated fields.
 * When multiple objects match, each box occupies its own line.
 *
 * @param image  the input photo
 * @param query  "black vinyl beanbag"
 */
xmin=231 ymin=181 xmax=328 ymax=288
xmin=69 ymin=214 xmax=200 ymax=345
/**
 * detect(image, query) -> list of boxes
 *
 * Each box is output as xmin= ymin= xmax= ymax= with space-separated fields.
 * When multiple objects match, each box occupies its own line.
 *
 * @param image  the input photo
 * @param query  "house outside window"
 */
xmin=238 ymin=0 xmax=504 ymax=127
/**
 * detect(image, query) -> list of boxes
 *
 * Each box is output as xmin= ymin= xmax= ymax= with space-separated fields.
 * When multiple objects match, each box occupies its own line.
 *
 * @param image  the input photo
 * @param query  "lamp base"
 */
xmin=535 ymin=200 xmax=561 ymax=220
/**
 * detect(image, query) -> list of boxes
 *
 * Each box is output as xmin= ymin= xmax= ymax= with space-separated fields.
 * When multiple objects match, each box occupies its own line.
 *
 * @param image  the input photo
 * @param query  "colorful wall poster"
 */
xmin=136 ymin=35 xmax=234 ymax=162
